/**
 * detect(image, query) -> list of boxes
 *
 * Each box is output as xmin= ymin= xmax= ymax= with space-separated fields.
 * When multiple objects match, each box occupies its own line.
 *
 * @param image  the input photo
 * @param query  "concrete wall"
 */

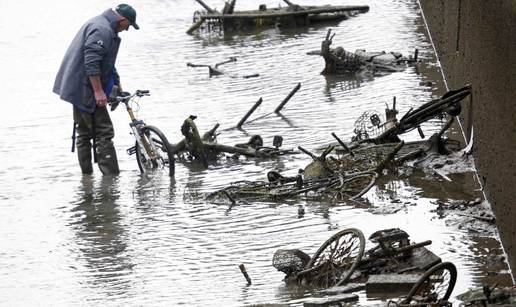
xmin=419 ymin=0 xmax=516 ymax=274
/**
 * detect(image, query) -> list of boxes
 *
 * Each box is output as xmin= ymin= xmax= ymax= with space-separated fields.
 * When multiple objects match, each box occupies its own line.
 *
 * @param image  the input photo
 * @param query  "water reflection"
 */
xmin=324 ymin=73 xmax=366 ymax=96
xmin=192 ymin=19 xmax=343 ymax=46
xmin=407 ymin=169 xmax=479 ymax=202
xmin=132 ymin=175 xmax=177 ymax=208
xmin=70 ymin=176 xmax=133 ymax=295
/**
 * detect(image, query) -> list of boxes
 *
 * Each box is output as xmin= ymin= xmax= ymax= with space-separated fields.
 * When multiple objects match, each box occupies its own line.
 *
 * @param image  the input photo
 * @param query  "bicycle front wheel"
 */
xmin=135 ymin=125 xmax=175 ymax=177
xmin=402 ymin=261 xmax=457 ymax=304
xmin=302 ymin=228 xmax=365 ymax=288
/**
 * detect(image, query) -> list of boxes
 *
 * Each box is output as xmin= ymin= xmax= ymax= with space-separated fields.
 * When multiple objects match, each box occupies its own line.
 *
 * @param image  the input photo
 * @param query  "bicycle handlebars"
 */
xmin=108 ymin=86 xmax=150 ymax=111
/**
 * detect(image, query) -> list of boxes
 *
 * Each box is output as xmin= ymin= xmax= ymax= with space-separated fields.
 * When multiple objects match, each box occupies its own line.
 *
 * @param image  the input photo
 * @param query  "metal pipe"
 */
xmin=275 ymin=83 xmax=301 ymax=113
xmin=194 ymin=0 xmax=216 ymax=13
xmin=237 ymin=97 xmax=263 ymax=129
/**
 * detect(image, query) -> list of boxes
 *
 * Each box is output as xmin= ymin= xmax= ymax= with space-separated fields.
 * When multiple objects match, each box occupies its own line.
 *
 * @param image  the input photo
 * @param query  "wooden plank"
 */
xmin=366 ymin=274 xmax=421 ymax=296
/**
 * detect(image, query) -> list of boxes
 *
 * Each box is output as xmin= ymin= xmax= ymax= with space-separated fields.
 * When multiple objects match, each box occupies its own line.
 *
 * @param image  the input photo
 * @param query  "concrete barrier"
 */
xmin=419 ymin=0 xmax=516 ymax=277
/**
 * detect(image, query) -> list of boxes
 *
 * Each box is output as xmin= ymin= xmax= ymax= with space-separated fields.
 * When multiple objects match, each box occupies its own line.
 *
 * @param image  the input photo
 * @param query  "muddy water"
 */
xmin=0 ymin=0 xmax=511 ymax=306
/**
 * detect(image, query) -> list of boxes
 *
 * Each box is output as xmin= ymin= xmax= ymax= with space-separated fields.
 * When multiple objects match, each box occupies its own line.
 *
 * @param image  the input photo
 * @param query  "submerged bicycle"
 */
xmin=353 ymin=85 xmax=472 ymax=144
xmin=108 ymin=87 xmax=175 ymax=177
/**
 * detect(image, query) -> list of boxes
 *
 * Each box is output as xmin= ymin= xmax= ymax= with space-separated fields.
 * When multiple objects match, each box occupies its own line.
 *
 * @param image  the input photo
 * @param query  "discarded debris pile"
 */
xmin=172 ymin=116 xmax=294 ymax=168
xmin=273 ymin=228 xmax=365 ymax=288
xmin=206 ymin=141 xmax=403 ymax=203
xmin=431 ymin=198 xmax=498 ymax=235
xmin=187 ymin=0 xmax=369 ymax=34
xmin=351 ymin=85 xmax=471 ymax=145
xmin=457 ymin=285 xmax=516 ymax=306
xmin=356 ymin=228 xmax=440 ymax=277
xmin=318 ymin=85 xmax=473 ymax=174
xmin=320 ymin=29 xmax=419 ymax=75
xmin=433 ymin=198 xmax=487 ymax=218
xmin=272 ymin=228 xmax=458 ymax=306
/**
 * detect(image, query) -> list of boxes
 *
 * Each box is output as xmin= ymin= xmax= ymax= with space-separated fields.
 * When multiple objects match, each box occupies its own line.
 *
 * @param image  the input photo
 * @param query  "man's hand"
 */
xmin=88 ymin=75 xmax=107 ymax=108
xmin=94 ymin=90 xmax=108 ymax=107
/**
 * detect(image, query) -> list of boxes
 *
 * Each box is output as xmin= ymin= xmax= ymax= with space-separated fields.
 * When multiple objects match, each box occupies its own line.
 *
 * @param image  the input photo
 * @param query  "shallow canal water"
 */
xmin=0 ymin=0 xmax=511 ymax=306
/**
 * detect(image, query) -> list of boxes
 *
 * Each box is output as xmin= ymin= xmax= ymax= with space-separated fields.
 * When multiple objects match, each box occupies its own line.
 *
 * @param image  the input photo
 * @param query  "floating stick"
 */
xmin=239 ymin=264 xmax=252 ymax=285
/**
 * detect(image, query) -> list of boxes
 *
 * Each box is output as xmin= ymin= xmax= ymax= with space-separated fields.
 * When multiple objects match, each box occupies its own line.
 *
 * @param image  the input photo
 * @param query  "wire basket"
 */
xmin=272 ymin=249 xmax=311 ymax=276
xmin=352 ymin=110 xmax=386 ymax=141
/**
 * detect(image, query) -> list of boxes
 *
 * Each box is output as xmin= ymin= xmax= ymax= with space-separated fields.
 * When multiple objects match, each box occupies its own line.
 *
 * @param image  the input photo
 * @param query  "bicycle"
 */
xmin=386 ymin=262 xmax=457 ymax=306
xmin=108 ymin=87 xmax=175 ymax=177
xmin=272 ymin=228 xmax=366 ymax=289
xmin=357 ymin=85 xmax=472 ymax=144
xmin=396 ymin=85 xmax=471 ymax=133
xmin=402 ymin=262 xmax=457 ymax=305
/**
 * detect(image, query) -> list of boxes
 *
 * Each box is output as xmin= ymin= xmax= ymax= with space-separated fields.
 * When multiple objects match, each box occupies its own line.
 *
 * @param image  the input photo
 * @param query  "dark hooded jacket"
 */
xmin=53 ymin=9 xmax=121 ymax=113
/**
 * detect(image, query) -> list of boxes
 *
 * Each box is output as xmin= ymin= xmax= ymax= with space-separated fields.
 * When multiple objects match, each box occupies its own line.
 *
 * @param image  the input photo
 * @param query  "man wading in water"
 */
xmin=53 ymin=4 xmax=139 ymax=175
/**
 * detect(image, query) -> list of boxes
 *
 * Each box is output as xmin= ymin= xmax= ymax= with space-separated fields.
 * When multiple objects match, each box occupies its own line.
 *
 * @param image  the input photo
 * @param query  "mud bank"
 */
xmin=418 ymin=0 xmax=516 ymax=276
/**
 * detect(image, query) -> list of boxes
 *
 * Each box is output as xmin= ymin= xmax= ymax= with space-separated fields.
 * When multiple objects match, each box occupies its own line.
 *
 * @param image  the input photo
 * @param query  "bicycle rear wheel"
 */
xmin=135 ymin=125 xmax=175 ymax=177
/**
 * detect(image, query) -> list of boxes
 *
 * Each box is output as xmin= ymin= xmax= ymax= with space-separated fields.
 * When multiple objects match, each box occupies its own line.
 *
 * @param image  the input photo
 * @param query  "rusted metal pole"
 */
xmin=202 ymin=123 xmax=220 ymax=141
xmin=274 ymin=83 xmax=301 ymax=113
xmin=194 ymin=0 xmax=216 ymax=13
xmin=437 ymin=117 xmax=454 ymax=138
xmin=186 ymin=19 xmax=205 ymax=35
xmin=224 ymin=0 xmax=236 ymax=14
xmin=283 ymin=0 xmax=302 ymax=10
xmin=237 ymin=97 xmax=263 ymax=129
xmin=239 ymin=264 xmax=252 ymax=285
xmin=283 ymin=0 xmax=296 ymax=7
xmin=331 ymin=132 xmax=354 ymax=157
xmin=375 ymin=141 xmax=404 ymax=172
xmin=297 ymin=146 xmax=317 ymax=160
xmin=325 ymin=28 xmax=332 ymax=41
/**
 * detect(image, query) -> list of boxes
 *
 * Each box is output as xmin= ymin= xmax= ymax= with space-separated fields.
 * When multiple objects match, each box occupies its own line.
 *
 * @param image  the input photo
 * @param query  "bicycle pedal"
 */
xmin=127 ymin=146 xmax=137 ymax=155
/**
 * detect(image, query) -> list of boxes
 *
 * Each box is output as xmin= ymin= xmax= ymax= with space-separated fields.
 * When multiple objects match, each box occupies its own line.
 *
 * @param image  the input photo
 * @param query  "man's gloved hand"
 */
xmin=119 ymin=91 xmax=130 ymax=97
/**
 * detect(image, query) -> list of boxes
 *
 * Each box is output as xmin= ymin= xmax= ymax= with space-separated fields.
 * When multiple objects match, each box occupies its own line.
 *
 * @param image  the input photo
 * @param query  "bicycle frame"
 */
xmin=108 ymin=88 xmax=175 ymax=176
xmin=109 ymin=88 xmax=165 ymax=168
xmin=124 ymin=103 xmax=158 ymax=163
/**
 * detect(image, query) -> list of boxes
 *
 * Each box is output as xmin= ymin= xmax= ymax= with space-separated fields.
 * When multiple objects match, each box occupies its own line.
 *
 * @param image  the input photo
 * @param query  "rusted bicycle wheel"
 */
xmin=333 ymin=171 xmax=378 ymax=200
xmin=402 ymin=261 xmax=457 ymax=304
xmin=303 ymin=228 xmax=365 ymax=288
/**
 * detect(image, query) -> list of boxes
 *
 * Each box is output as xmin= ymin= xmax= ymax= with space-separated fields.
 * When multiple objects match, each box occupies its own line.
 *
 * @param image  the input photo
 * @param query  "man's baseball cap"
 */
xmin=115 ymin=4 xmax=139 ymax=30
